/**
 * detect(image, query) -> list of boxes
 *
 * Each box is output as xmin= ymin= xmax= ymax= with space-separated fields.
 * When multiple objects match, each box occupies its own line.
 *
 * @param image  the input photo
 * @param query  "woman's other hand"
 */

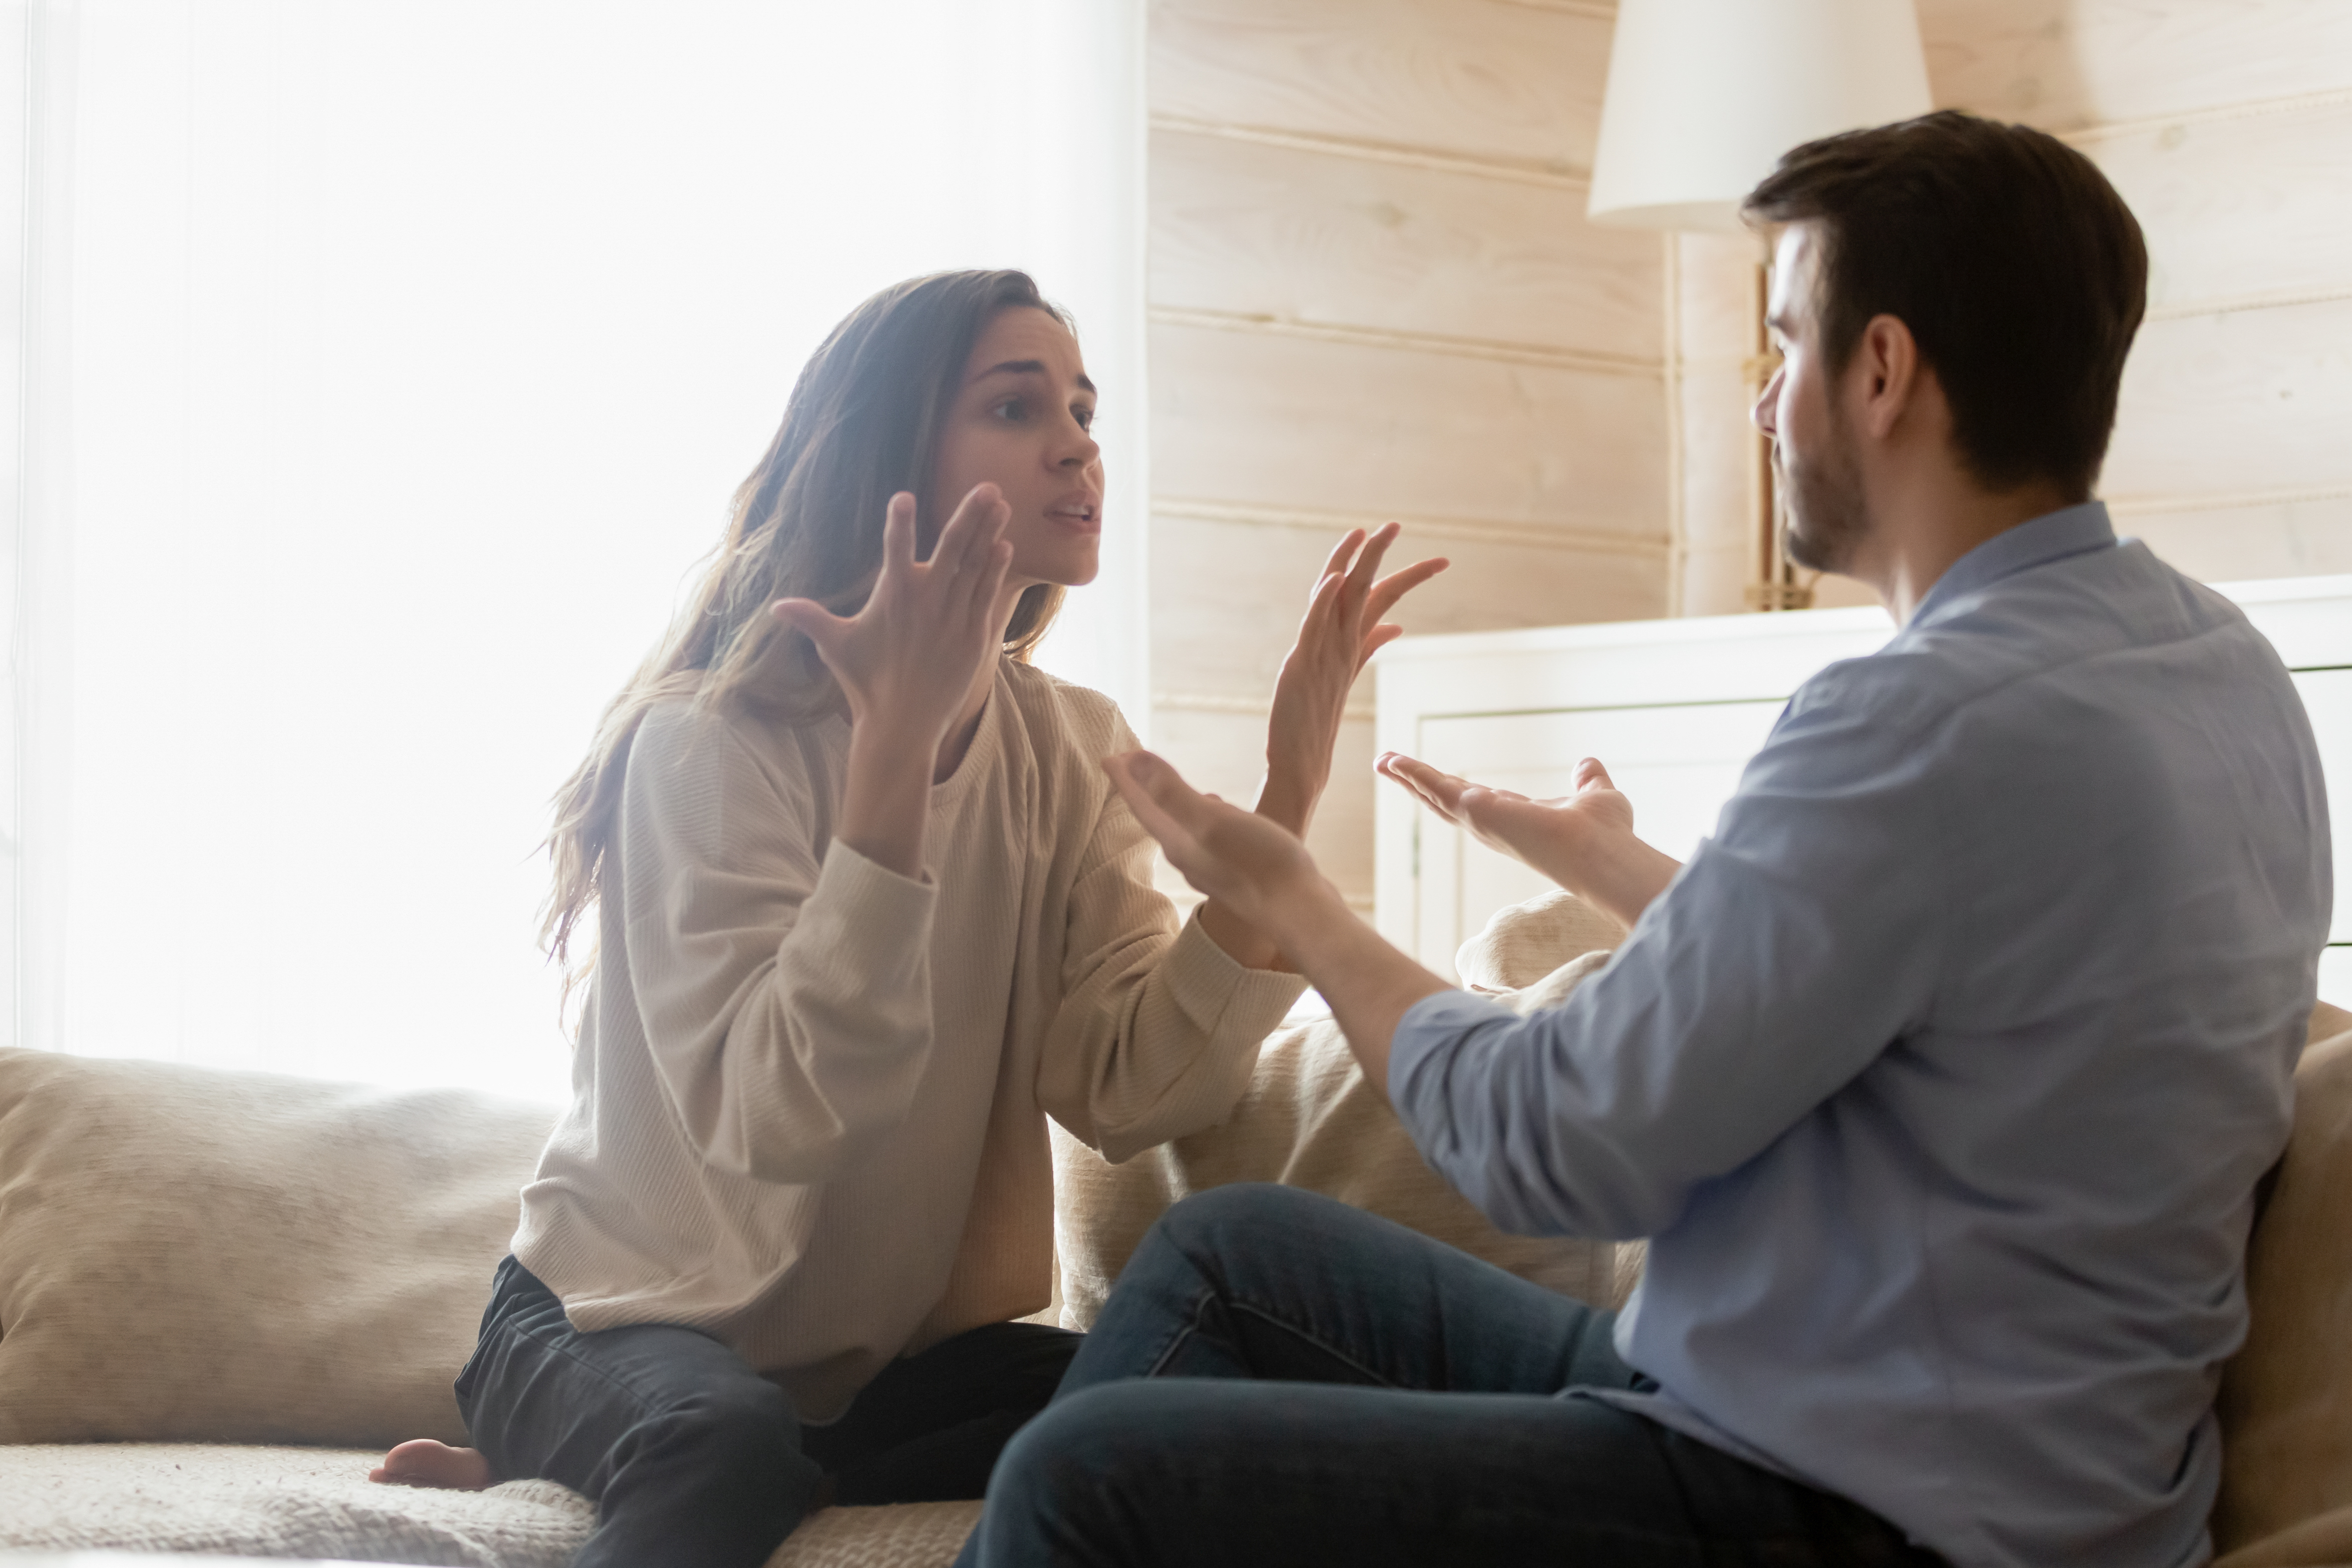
xmin=770 ymin=486 xmax=1014 ymax=751
xmin=1376 ymin=753 xmax=1681 ymax=929
xmin=769 ymin=485 xmax=1013 ymax=877
xmin=1259 ymin=524 xmax=1447 ymax=836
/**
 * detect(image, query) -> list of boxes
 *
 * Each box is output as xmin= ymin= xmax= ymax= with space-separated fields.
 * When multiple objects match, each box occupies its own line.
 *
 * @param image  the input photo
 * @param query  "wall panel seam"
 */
xmin=1151 ymin=304 xmax=1661 ymax=378
xmin=1156 ymin=691 xmax=1377 ymax=720
xmin=1486 ymin=0 xmax=1615 ymax=16
xmin=2144 ymin=283 xmax=2352 ymax=324
xmin=1150 ymin=113 xmax=1590 ymax=190
xmin=2060 ymin=84 xmax=2352 ymax=146
xmin=2107 ymin=483 xmax=2352 ymax=516
xmin=1156 ymin=496 xmax=1672 ymax=557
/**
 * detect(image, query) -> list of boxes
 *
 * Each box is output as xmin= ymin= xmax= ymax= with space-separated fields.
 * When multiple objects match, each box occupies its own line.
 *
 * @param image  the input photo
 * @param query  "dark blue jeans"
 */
xmin=961 ymin=1185 xmax=1945 ymax=1568
xmin=453 ymin=1255 xmax=1079 ymax=1568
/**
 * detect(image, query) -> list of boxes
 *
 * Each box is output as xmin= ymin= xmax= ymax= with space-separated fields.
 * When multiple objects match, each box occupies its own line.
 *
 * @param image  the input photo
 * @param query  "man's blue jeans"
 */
xmin=961 ymin=1184 xmax=1943 ymax=1567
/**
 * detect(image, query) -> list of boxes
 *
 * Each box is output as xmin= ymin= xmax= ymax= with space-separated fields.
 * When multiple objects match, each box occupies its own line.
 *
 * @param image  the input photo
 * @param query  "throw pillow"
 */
xmin=2213 ymin=1017 xmax=2352 ymax=1566
xmin=0 ymin=1049 xmax=553 ymax=1446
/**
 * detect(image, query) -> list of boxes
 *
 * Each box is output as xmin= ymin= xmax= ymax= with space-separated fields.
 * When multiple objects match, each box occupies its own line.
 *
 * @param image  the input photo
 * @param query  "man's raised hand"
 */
xmin=1102 ymin=750 xmax=1331 ymax=940
xmin=1376 ymin=753 xmax=1681 ymax=929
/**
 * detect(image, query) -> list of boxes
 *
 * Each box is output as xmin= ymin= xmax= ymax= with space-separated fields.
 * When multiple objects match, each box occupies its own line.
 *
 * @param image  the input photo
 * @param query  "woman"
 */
xmin=370 ymin=270 xmax=1444 ymax=1567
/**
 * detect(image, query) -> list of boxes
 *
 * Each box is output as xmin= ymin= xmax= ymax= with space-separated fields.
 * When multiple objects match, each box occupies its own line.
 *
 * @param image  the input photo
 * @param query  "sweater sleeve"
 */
xmin=615 ymin=709 xmax=938 ymax=1185
xmin=1032 ymin=714 xmax=1308 ymax=1164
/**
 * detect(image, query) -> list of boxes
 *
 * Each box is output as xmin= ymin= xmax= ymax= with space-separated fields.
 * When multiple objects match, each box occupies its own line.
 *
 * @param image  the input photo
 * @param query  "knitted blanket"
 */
xmin=0 ymin=1443 xmax=978 ymax=1567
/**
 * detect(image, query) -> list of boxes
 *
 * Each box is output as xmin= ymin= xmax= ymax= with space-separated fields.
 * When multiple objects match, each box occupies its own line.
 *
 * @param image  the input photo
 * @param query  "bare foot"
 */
xmin=369 ymin=1439 xmax=495 ymax=1490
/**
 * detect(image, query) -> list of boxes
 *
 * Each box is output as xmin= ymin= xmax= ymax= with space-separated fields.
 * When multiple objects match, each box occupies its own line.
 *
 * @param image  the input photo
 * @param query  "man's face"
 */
xmin=1755 ymin=225 xmax=1870 ymax=575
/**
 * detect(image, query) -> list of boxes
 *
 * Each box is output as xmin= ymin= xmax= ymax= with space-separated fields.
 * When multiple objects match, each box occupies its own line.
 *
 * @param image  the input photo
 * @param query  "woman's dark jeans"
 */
xmin=960 ymin=1184 xmax=1948 ymax=1568
xmin=454 ymin=1255 xmax=1077 ymax=1568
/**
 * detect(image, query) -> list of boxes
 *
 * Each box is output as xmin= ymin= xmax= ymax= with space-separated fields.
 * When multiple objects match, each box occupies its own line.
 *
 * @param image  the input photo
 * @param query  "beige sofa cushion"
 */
xmin=2214 ymin=1006 xmax=2352 ymax=1568
xmin=0 ymin=1048 xmax=553 ymax=1447
xmin=1055 ymin=890 xmax=1637 ymax=1328
xmin=0 ymin=1441 xmax=979 ymax=1568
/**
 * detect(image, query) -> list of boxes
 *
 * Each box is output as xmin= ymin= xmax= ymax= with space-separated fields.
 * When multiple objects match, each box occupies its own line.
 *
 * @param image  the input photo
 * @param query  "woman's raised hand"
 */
xmin=1260 ymin=524 xmax=1448 ymax=835
xmin=770 ymin=486 xmax=1014 ymax=750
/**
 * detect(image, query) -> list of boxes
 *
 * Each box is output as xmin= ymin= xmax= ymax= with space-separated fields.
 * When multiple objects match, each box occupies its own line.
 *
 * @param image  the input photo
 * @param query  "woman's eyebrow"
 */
xmin=975 ymin=360 xmax=1097 ymax=394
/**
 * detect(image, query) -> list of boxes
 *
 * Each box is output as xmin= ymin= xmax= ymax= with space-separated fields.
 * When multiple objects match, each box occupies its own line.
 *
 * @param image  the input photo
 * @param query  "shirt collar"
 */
xmin=1907 ymin=500 xmax=2117 ymax=626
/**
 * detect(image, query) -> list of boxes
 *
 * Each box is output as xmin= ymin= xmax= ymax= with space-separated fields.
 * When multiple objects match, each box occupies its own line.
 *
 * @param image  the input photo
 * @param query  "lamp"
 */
xmin=1586 ymin=0 xmax=1933 ymax=607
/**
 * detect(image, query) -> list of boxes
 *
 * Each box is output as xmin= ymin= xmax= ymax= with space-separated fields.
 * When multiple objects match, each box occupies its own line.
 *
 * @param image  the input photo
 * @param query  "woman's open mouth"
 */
xmin=1048 ymin=498 xmax=1102 ymax=535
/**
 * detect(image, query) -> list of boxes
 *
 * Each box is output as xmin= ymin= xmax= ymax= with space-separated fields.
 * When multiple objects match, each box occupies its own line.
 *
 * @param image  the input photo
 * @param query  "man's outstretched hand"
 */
xmin=1376 ymin=753 xmax=1683 ymax=930
xmin=1103 ymin=751 xmax=1333 ymax=937
xmin=1103 ymin=749 xmax=1453 ymax=1093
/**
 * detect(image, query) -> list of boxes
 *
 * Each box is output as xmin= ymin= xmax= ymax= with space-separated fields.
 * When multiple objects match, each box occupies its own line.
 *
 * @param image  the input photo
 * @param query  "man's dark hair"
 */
xmin=1743 ymin=110 xmax=2148 ymax=498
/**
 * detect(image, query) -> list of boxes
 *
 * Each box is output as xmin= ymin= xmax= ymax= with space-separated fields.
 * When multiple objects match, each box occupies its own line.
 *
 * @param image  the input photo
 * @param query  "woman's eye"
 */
xmin=992 ymin=398 xmax=1026 ymax=421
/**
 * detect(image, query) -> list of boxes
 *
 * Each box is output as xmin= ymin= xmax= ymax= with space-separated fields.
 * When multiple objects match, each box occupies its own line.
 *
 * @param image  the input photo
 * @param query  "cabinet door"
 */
xmin=1411 ymin=699 xmax=1787 ymax=971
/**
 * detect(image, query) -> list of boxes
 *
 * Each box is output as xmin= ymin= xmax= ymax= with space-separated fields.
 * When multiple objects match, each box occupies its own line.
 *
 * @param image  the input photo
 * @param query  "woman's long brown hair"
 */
xmin=542 ymin=269 xmax=1069 ymax=989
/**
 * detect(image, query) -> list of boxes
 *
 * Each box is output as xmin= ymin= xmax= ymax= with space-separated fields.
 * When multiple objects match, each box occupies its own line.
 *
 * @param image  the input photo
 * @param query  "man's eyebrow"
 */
xmin=976 ymin=360 xmax=1097 ymax=394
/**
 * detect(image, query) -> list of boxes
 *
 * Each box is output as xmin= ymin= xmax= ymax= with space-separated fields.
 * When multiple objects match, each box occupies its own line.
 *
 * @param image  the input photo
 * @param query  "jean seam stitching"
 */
xmin=1142 ymin=1288 xmax=1219 ymax=1379
xmin=1226 ymin=1299 xmax=1404 ymax=1390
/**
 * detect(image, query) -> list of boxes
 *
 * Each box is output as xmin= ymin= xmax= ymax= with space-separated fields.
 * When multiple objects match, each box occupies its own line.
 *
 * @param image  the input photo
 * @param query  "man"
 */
xmin=962 ymin=112 xmax=2332 ymax=1568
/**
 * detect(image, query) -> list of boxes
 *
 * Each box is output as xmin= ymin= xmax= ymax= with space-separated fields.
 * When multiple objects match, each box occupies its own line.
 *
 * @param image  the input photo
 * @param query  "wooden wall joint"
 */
xmin=1149 ymin=113 xmax=1591 ymax=191
xmin=1151 ymin=305 xmax=1660 ymax=379
xmin=1154 ymin=496 xmax=1672 ymax=559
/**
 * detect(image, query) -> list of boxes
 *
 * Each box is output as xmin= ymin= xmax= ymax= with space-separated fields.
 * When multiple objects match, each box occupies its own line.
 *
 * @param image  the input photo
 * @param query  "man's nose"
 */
xmin=1752 ymin=366 xmax=1783 ymax=435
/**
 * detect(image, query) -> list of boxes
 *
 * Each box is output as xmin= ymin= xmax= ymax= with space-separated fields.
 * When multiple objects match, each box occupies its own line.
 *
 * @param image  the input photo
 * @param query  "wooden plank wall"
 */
xmin=1146 ymin=0 xmax=1669 ymax=910
xmin=1677 ymin=0 xmax=2352 ymax=614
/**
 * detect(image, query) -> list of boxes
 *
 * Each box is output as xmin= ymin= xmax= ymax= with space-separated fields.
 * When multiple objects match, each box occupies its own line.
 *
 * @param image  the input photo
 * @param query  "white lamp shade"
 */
xmin=1586 ymin=0 xmax=1934 ymax=232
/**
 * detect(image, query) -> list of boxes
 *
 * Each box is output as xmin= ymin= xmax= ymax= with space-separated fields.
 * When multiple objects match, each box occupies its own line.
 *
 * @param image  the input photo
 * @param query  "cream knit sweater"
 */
xmin=511 ymin=659 xmax=1305 ymax=1421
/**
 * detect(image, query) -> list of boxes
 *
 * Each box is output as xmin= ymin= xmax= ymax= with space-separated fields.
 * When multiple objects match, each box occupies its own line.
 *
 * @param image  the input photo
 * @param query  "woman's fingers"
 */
xmin=1364 ymin=556 xmax=1450 ymax=622
xmin=1337 ymin=523 xmax=1401 ymax=615
xmin=933 ymin=482 xmax=1007 ymax=572
xmin=968 ymin=538 xmax=1015 ymax=622
xmin=1315 ymin=528 xmax=1367 ymax=592
xmin=876 ymin=492 xmax=918 ymax=584
xmin=770 ymin=598 xmax=851 ymax=668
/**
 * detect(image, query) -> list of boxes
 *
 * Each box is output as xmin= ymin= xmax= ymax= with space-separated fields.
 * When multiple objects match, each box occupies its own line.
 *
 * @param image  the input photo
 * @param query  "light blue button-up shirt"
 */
xmin=1390 ymin=503 xmax=2332 ymax=1568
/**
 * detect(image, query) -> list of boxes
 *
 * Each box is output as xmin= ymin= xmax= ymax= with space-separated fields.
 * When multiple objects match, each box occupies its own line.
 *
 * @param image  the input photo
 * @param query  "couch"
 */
xmin=1 ymin=893 xmax=2346 ymax=1568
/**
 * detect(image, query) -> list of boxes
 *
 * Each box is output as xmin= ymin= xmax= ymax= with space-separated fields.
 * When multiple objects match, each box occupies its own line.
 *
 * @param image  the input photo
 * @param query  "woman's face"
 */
xmin=928 ymin=306 xmax=1103 ymax=590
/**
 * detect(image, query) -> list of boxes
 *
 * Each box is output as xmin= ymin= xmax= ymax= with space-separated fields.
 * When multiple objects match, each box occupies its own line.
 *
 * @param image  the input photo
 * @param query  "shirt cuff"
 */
xmin=799 ymin=837 xmax=939 ymax=974
xmin=1388 ymin=988 xmax=1521 ymax=1145
xmin=1161 ymin=906 xmax=1311 ymax=1037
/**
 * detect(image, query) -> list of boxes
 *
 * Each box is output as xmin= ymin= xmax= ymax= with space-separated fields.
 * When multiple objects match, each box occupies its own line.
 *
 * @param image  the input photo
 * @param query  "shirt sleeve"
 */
xmin=1388 ymin=664 xmax=1956 ymax=1240
xmin=1032 ymin=716 xmax=1309 ymax=1164
xmin=616 ymin=712 xmax=938 ymax=1185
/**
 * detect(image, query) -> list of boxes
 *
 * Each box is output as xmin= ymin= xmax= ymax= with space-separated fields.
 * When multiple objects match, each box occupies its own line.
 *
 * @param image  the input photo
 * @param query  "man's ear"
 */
xmin=1850 ymin=313 xmax=1920 ymax=441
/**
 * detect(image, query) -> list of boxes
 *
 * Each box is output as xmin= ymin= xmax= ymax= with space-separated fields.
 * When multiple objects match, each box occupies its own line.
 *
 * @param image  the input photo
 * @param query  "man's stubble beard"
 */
xmin=1778 ymin=401 xmax=1872 ymax=576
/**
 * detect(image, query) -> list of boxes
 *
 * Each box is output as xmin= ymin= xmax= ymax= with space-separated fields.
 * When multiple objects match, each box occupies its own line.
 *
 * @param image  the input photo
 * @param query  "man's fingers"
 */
xmin=1376 ymin=752 xmax=1467 ymax=822
xmin=1102 ymin=751 xmax=1212 ymax=858
xmin=1574 ymin=756 xmax=1617 ymax=793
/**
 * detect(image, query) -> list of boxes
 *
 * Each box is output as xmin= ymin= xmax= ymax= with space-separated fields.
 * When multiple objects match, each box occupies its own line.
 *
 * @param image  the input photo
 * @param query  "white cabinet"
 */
xmin=1373 ymin=575 xmax=2352 ymax=1006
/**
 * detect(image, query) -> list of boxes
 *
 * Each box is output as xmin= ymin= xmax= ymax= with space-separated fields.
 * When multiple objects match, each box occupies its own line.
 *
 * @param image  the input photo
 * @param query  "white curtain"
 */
xmin=3 ymin=0 xmax=1149 ymax=1102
